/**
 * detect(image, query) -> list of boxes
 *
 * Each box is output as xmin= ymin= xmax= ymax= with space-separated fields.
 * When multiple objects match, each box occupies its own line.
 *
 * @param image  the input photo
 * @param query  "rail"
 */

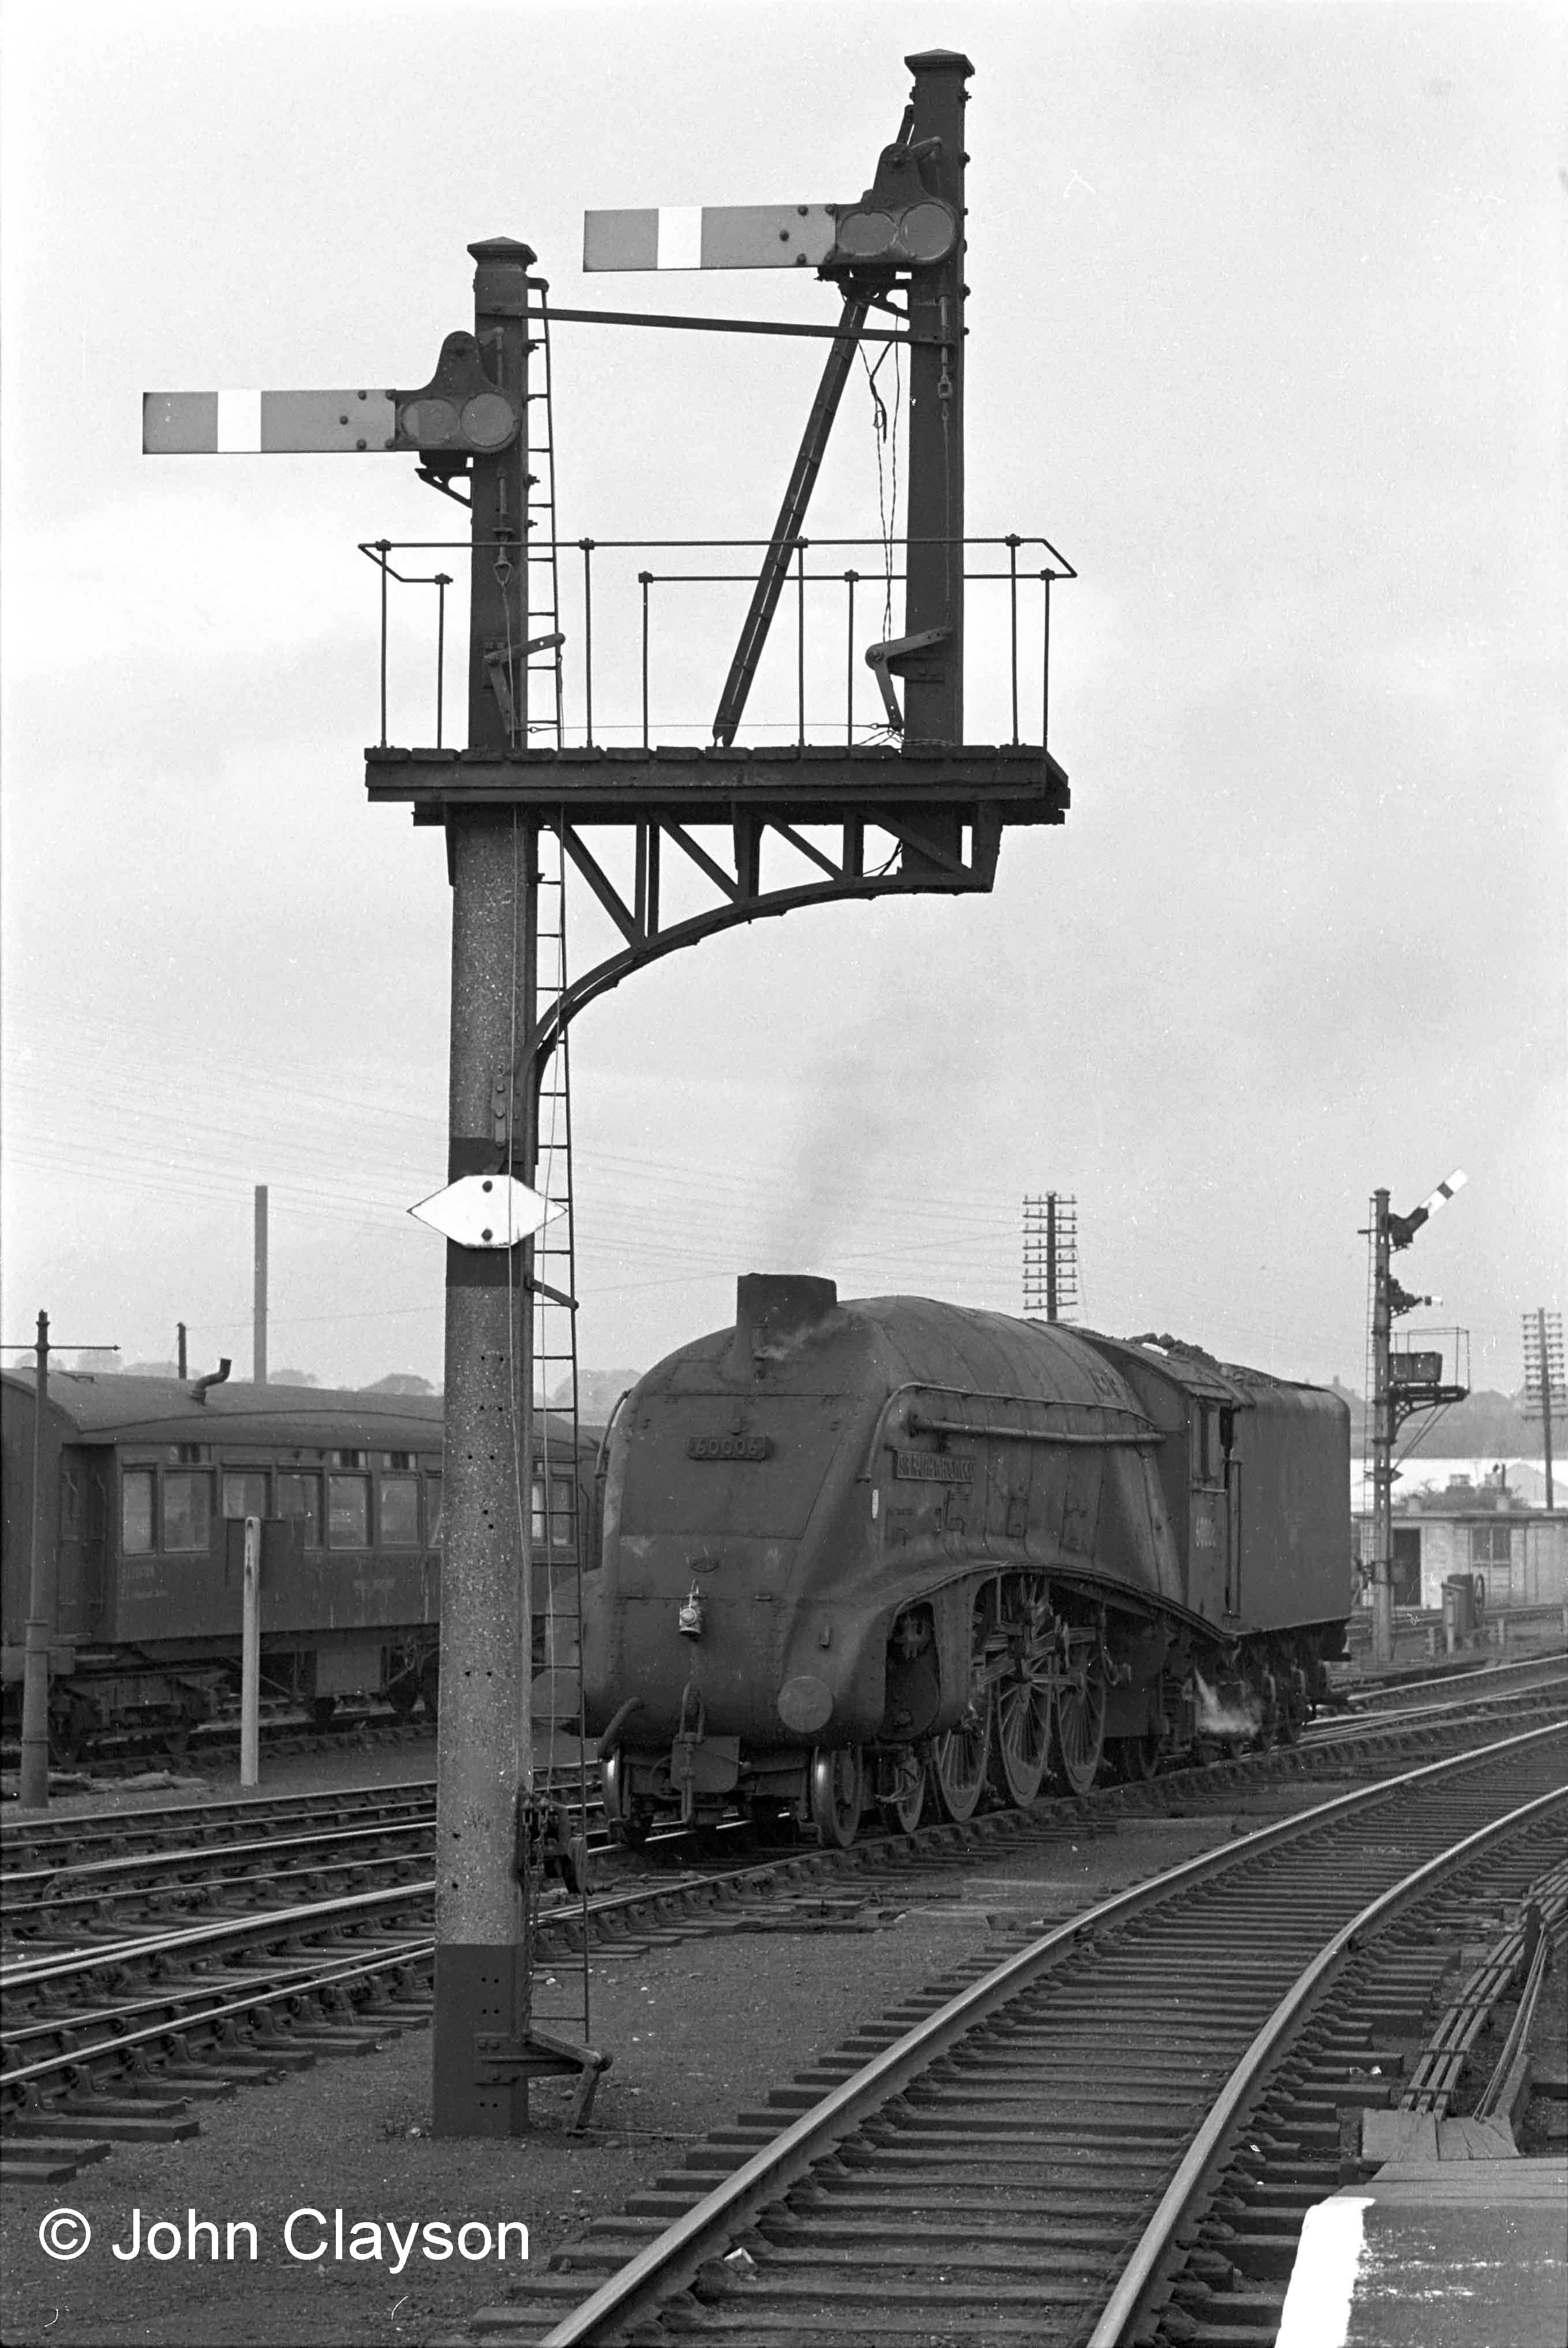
xmin=533 ymin=1721 xmax=1567 ymax=2346
xmin=1088 ymin=1755 xmax=1568 ymax=2345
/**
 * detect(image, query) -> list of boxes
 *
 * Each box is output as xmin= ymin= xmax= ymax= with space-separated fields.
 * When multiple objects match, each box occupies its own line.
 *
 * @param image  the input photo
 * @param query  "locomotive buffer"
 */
xmin=143 ymin=49 xmax=1071 ymax=2134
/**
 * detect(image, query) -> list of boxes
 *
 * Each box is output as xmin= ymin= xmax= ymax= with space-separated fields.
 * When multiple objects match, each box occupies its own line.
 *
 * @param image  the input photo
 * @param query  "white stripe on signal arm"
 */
xmin=216 ymin=389 xmax=261 ymax=454
xmin=656 ymin=208 xmax=704 ymax=269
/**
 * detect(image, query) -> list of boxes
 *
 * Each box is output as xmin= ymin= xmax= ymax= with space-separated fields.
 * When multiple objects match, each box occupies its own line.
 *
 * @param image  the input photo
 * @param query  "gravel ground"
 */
xmin=1 ymin=1729 xmax=441 ymax=1825
xmin=1 ymin=1807 xmax=1275 ymax=2348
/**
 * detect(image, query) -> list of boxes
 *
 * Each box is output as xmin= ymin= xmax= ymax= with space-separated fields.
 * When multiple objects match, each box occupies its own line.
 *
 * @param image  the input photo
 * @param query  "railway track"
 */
xmin=6 ymin=1668 xmax=1562 ymax=1960
xmin=1337 ymin=1645 xmax=1568 ymax=1713
xmin=5 ymin=1690 xmax=1563 ymax=2188
xmin=462 ymin=1722 xmax=1567 ymax=2346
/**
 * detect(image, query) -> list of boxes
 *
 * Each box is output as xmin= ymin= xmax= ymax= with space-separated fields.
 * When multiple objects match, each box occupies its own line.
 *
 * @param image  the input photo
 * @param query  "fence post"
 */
xmin=241 ymin=1515 xmax=261 ymax=1788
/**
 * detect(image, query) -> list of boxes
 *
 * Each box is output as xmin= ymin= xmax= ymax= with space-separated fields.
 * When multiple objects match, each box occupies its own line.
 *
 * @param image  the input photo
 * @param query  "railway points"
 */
xmin=5 ymin=1694 xmax=1562 ymax=2195
xmin=437 ymin=1725 xmax=1567 ymax=2345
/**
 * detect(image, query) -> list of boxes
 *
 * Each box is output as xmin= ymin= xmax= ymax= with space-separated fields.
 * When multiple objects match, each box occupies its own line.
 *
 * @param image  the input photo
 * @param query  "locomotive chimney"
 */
xmin=732 ymin=1274 xmax=839 ymax=1371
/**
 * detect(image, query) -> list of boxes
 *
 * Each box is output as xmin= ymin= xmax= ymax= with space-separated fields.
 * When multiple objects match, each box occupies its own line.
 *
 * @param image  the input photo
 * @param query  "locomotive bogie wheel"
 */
xmin=874 ymin=1749 xmax=927 ymax=1834
xmin=809 ymin=1745 xmax=865 ymax=1848
xmin=930 ymin=1706 xmax=991 ymax=1822
xmin=1053 ymin=1656 xmax=1107 ymax=1796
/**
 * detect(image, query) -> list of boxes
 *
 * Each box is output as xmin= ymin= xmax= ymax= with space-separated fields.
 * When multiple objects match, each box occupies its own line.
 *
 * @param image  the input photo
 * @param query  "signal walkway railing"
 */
xmin=361 ymin=530 xmax=1075 ymax=757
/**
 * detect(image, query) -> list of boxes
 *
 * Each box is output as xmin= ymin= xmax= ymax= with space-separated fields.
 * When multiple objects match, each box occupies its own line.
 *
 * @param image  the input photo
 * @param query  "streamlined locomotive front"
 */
xmin=585 ymin=1274 xmax=1199 ymax=1841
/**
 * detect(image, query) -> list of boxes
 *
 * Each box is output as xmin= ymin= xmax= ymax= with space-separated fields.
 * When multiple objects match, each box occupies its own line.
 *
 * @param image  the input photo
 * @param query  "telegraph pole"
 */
xmin=253 ymin=1185 xmax=269 ymax=1385
xmin=1522 ymin=1308 xmax=1563 ymax=1509
xmin=1023 ymin=1193 xmax=1079 ymax=1321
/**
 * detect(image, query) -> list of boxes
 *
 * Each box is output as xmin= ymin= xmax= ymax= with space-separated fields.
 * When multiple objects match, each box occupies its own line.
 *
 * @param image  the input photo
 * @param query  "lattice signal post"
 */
xmin=1363 ymin=1174 xmax=1469 ymax=1664
xmin=143 ymin=50 xmax=1072 ymax=2135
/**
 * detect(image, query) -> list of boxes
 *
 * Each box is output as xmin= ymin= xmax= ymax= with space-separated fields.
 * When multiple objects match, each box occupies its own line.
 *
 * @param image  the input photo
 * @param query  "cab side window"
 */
xmin=1193 ymin=1406 xmax=1226 ymax=1487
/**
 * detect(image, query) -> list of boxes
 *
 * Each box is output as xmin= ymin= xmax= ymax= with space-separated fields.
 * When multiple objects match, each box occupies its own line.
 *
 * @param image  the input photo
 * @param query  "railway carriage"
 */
xmin=0 ymin=1369 xmax=592 ymax=1758
xmin=585 ymin=1275 xmax=1352 ymax=1844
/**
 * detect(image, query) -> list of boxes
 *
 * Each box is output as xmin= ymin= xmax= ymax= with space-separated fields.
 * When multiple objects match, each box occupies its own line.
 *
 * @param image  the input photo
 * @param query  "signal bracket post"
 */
xmin=140 ymin=54 xmax=1076 ymax=2134
xmin=376 ymin=96 xmax=1060 ymax=2132
xmin=366 ymin=57 xmax=1068 ymax=2137
xmin=429 ymin=240 xmax=609 ymax=2137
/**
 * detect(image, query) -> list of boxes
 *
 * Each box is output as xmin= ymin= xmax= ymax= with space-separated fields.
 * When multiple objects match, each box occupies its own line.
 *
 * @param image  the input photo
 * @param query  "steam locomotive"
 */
xmin=585 ymin=1275 xmax=1352 ymax=1844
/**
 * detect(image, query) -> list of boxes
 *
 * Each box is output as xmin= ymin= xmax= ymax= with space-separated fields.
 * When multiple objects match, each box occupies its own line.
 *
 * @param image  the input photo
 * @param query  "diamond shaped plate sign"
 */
xmin=408 ymin=1174 xmax=564 ymax=1249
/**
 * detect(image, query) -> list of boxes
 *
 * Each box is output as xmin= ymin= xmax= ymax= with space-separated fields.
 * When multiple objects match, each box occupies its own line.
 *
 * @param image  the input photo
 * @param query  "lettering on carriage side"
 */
xmin=894 ymin=1452 xmax=975 ymax=1484
xmin=686 ymin=1435 xmax=773 ymax=1462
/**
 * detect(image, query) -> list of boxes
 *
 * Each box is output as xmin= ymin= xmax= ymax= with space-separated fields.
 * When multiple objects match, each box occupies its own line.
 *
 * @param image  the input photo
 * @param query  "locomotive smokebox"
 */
xmin=731 ymin=1274 xmax=840 ymax=1371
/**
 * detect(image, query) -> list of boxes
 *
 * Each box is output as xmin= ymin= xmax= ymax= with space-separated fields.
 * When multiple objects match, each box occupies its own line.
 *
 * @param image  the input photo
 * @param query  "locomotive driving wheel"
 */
xmin=1053 ymin=1630 xmax=1107 ymax=1795
xmin=930 ymin=1598 xmax=994 ymax=1822
xmin=987 ymin=1574 xmax=1054 ymax=1808
xmin=809 ymin=1744 xmax=865 ymax=1848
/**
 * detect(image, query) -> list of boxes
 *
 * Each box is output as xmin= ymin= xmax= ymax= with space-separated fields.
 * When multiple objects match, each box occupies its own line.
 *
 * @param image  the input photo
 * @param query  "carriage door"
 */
xmin=1187 ymin=1400 xmax=1231 ymax=1623
xmin=57 ymin=1450 xmax=107 ymax=1634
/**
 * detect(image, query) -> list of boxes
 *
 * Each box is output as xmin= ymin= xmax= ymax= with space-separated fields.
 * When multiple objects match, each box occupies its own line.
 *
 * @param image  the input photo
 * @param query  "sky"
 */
xmin=2 ymin=0 xmax=1563 ymax=1401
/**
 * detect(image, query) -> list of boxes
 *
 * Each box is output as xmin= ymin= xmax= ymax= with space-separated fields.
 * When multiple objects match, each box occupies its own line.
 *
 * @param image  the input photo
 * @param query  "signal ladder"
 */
xmin=520 ymin=282 xmax=595 ymax=2063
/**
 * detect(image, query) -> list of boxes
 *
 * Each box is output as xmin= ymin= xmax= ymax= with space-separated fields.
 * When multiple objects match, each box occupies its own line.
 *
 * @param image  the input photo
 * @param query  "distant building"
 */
xmin=1354 ymin=1463 xmax=1567 ymax=1611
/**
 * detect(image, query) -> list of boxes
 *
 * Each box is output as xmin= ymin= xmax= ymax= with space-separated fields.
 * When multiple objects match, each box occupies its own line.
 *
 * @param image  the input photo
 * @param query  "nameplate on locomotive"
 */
xmin=895 ymin=1451 xmax=974 ymax=1484
xmin=687 ymin=1434 xmax=773 ymax=1462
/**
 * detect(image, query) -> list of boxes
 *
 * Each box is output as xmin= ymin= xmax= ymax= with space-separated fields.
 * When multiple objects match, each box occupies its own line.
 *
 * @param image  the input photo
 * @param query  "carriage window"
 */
xmin=122 ymin=1470 xmax=155 ymax=1554
xmin=424 ymin=1473 xmax=443 ymax=1545
xmin=222 ymin=1471 xmax=269 ymax=1521
xmin=378 ymin=1475 xmax=420 ymax=1545
xmin=327 ymin=1474 xmax=369 ymax=1546
xmin=1470 ymin=1524 xmax=1511 ymax=1571
xmin=277 ymin=1473 xmax=321 ymax=1545
xmin=163 ymin=1472 xmax=212 ymax=1552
